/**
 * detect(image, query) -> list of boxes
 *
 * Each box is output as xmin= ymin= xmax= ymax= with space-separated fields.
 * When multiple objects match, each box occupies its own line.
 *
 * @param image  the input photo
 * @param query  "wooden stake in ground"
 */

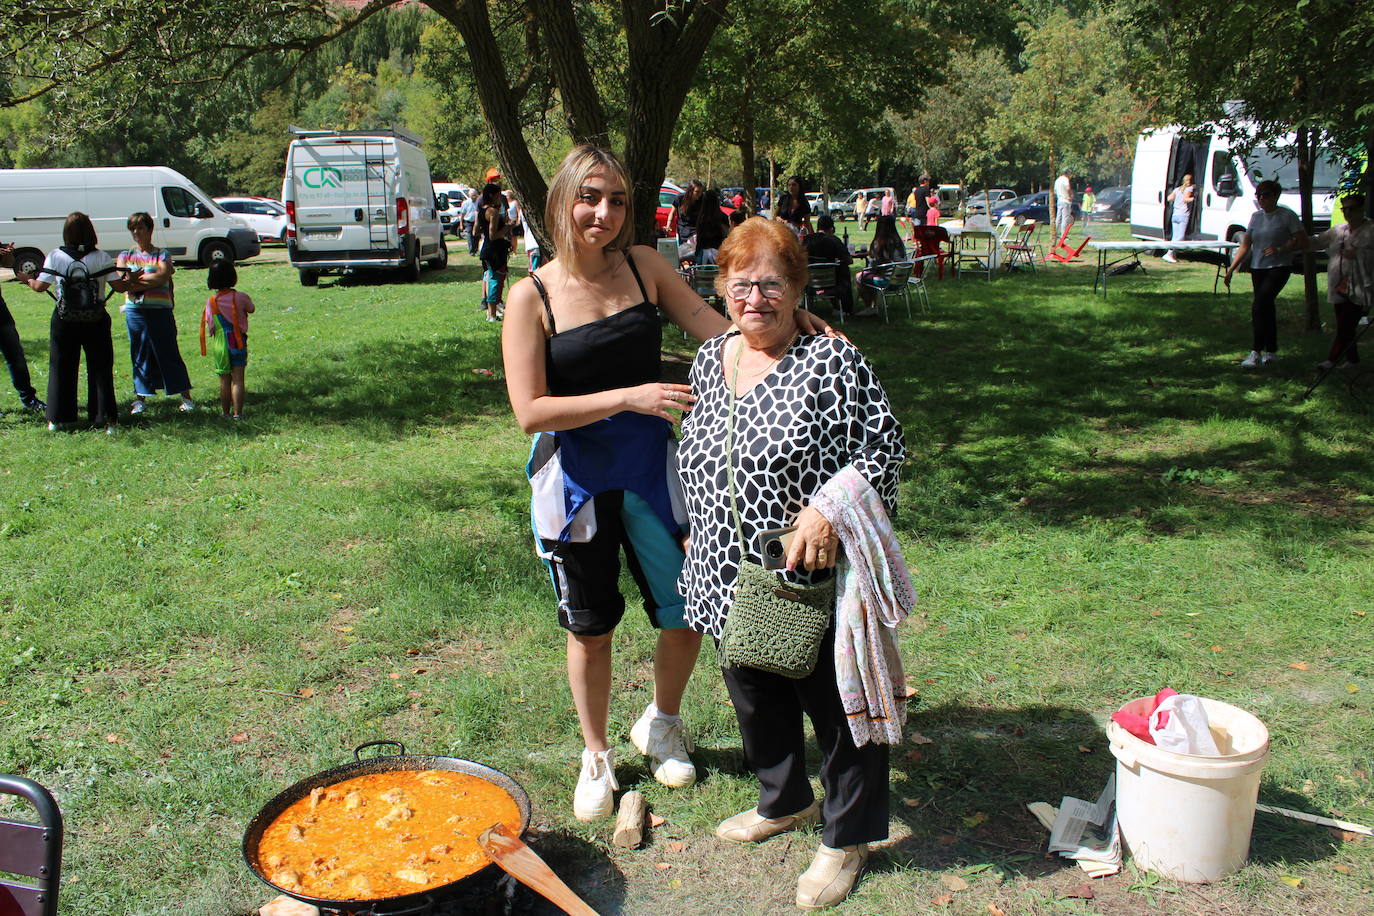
xmin=480 ymin=823 xmax=599 ymax=916
xmin=613 ymin=790 xmax=647 ymax=849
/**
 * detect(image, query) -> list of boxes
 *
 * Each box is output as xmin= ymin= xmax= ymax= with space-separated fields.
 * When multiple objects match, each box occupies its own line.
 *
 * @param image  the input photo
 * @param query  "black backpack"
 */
xmin=41 ymin=246 xmax=116 ymax=322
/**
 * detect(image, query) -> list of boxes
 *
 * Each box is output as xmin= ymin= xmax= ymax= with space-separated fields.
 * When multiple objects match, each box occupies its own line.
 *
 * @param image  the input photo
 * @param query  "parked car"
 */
xmin=989 ymin=191 xmax=1080 ymax=224
xmin=654 ymin=182 xmax=736 ymax=233
xmin=828 ymin=189 xmax=858 ymax=220
xmin=1090 ymin=185 xmax=1130 ymax=222
xmin=432 ymin=182 xmax=474 ymax=236
xmin=836 ymin=187 xmax=894 ymax=223
xmin=965 ymin=188 xmax=1017 ymax=215
xmin=215 ymin=196 xmax=288 ymax=243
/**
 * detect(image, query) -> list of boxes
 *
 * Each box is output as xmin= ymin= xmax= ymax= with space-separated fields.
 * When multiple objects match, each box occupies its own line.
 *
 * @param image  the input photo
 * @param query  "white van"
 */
xmin=0 ymin=166 xmax=260 ymax=278
xmin=282 ymin=127 xmax=447 ymax=286
xmin=1131 ymin=126 xmax=1340 ymax=243
xmin=432 ymin=181 xmax=474 ymax=237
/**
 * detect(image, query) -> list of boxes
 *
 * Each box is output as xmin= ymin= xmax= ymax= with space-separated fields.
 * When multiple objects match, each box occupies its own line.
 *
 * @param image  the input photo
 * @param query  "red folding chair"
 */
xmin=1049 ymin=227 xmax=1092 ymax=263
xmin=910 ymin=225 xmax=954 ymax=279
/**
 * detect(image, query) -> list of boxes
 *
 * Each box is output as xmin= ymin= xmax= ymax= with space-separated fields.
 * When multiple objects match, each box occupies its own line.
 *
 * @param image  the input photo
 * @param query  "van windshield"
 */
xmin=1243 ymin=146 xmax=1344 ymax=191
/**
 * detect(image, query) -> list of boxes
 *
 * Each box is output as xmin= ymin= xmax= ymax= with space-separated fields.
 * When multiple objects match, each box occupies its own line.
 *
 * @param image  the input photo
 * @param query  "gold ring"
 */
xmin=817 ymin=549 xmax=828 ymax=562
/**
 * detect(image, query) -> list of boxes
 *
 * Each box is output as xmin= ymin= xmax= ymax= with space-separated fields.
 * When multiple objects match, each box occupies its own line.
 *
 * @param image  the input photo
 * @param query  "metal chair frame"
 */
xmin=804 ymin=261 xmax=846 ymax=324
xmin=1 ymin=774 xmax=63 ymax=916
xmin=858 ymin=260 xmax=915 ymax=321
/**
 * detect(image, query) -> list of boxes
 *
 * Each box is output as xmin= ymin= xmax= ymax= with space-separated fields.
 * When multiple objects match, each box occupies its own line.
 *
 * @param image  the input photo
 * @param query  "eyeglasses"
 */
xmin=723 ymin=277 xmax=788 ymax=299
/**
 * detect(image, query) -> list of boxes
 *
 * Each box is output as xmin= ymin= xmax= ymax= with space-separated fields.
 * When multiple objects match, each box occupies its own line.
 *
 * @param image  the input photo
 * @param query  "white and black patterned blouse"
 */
xmin=677 ymin=330 xmax=905 ymax=637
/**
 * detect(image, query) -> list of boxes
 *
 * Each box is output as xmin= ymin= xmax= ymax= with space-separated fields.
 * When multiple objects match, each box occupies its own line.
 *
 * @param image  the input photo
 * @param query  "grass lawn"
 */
xmin=1 ymin=223 xmax=1370 ymax=915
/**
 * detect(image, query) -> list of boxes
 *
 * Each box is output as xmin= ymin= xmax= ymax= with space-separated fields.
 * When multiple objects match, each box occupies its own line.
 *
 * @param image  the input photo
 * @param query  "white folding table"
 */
xmin=1089 ymin=240 xmax=1239 ymax=297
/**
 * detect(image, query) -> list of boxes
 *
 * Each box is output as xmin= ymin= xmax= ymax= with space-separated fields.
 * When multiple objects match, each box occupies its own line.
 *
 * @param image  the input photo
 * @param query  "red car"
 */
xmin=655 ymin=183 xmax=735 ymax=233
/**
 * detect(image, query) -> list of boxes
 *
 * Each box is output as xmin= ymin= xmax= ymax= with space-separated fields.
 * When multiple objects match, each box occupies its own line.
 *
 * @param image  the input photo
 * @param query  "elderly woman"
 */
xmin=677 ymin=217 xmax=913 ymax=909
xmin=1224 ymin=178 xmax=1308 ymax=367
xmin=119 ymin=212 xmax=196 ymax=415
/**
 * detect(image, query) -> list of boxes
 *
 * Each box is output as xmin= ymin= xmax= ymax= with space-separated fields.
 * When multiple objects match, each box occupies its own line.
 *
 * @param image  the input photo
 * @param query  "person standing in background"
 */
xmin=1162 ymin=175 xmax=1196 ymax=262
xmin=1081 ymin=186 xmax=1096 ymax=223
xmin=1054 ymin=169 xmax=1074 ymax=239
xmin=119 ymin=212 xmax=195 ymax=416
xmin=1309 ymin=194 xmax=1373 ymax=369
xmin=1224 ymin=179 xmax=1307 ymax=368
xmin=461 ymin=189 xmax=480 ymax=256
xmin=0 ymin=244 xmax=46 ymax=413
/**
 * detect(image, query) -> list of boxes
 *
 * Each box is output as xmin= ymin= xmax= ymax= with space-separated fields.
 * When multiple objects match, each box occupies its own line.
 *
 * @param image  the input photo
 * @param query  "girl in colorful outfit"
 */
xmin=200 ymin=261 xmax=255 ymax=419
xmin=476 ymin=183 xmax=511 ymax=322
xmin=501 ymin=146 xmax=833 ymax=822
xmin=119 ymin=212 xmax=196 ymax=415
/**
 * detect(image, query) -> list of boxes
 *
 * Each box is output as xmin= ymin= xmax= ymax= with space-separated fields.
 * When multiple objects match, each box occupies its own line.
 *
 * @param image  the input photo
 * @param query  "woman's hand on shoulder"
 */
xmin=795 ymin=308 xmax=847 ymax=342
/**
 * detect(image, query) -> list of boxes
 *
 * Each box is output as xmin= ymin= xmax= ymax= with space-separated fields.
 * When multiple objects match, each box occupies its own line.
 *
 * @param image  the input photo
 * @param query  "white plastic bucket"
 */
xmin=1107 ymin=696 xmax=1269 ymax=883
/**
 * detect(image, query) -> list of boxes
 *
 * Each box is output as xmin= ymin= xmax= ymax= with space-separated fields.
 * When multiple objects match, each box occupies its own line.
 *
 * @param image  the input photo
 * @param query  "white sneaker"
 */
xmin=130 ymin=398 xmax=147 ymax=415
xmin=180 ymin=397 xmax=196 ymax=412
xmin=1261 ymin=352 xmax=1277 ymax=366
xmin=573 ymin=748 xmax=618 ymax=821
xmin=1240 ymin=350 xmax=1261 ymax=368
xmin=1161 ymin=253 xmax=1178 ymax=263
xmin=630 ymin=706 xmax=696 ymax=788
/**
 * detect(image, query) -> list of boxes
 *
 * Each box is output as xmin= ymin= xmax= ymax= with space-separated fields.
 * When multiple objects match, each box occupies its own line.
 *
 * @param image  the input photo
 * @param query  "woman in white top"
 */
xmin=17 ymin=212 xmax=134 ymax=431
xmin=1161 ymin=173 xmax=1196 ymax=262
xmin=1224 ymin=179 xmax=1308 ymax=367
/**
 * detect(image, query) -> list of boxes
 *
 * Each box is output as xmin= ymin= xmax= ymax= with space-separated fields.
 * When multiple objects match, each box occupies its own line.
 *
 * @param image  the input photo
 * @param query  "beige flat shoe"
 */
xmin=795 ymin=842 xmax=869 ymax=909
xmin=715 ymin=800 xmax=820 ymax=844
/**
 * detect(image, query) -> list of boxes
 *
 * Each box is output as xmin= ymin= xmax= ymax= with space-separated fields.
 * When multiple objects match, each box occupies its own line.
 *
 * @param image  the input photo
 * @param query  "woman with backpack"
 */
xmin=16 ymin=212 xmax=134 ymax=432
xmin=119 ymin=212 xmax=196 ymax=415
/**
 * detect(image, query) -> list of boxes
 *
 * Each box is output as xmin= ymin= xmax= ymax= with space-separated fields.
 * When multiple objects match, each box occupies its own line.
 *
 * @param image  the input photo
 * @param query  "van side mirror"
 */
xmin=193 ymin=203 xmax=211 ymax=219
xmin=1216 ymin=174 xmax=1238 ymax=197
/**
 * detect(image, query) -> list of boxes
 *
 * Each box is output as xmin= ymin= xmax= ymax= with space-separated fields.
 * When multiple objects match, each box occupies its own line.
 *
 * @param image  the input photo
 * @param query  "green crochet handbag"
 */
xmin=717 ymin=335 xmax=835 ymax=678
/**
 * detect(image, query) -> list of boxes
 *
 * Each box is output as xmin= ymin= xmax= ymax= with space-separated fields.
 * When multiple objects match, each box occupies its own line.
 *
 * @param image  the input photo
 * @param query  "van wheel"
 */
xmin=11 ymin=248 xmax=43 ymax=279
xmin=426 ymin=240 xmax=448 ymax=270
xmin=401 ymin=244 xmax=421 ymax=282
xmin=1228 ymin=227 xmax=1245 ymax=245
xmin=299 ymin=269 xmax=318 ymax=287
xmin=200 ymin=240 xmax=234 ymax=267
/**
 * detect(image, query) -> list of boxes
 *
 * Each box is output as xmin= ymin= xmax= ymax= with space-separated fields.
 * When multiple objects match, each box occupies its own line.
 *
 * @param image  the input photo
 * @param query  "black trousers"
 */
xmin=0 ymin=295 xmax=37 ymax=402
xmin=1250 ymin=267 xmax=1291 ymax=354
xmin=721 ymin=626 xmax=890 ymax=848
xmin=47 ymin=310 xmax=118 ymax=426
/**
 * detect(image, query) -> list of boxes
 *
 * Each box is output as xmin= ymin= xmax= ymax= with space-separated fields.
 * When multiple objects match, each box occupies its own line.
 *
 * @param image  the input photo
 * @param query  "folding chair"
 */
xmin=910 ymin=226 xmax=954 ymax=279
xmin=908 ymin=255 xmax=937 ymax=312
xmin=688 ymin=264 xmax=725 ymax=315
xmin=805 ymin=262 xmax=846 ymax=324
xmin=954 ymin=230 xmax=996 ymax=280
xmin=1049 ymin=229 xmax=1092 ymax=263
xmin=857 ymin=261 xmax=914 ymax=321
xmin=1 ymin=774 xmax=63 ymax=916
xmin=1002 ymin=220 xmax=1039 ymax=273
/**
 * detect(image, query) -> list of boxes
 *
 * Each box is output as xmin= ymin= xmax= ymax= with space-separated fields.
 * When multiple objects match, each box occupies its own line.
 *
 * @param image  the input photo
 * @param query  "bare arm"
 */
xmin=133 ymin=252 xmax=173 ymax=288
xmin=501 ymin=272 xmax=694 ymax=434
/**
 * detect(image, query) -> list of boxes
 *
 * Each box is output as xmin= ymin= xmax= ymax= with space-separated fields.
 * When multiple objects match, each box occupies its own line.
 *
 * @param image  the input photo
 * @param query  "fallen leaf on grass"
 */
xmin=902 ymin=797 xmax=922 ymax=807
xmin=1354 ymin=610 xmax=1366 ymax=617
xmin=904 ymin=684 xmax=918 ymax=698
xmin=1347 ymin=683 xmax=1360 ymax=694
xmin=332 ymin=625 xmax=354 ymax=634
xmin=1064 ymin=883 xmax=1095 ymax=899
xmin=298 ymin=688 xmax=315 ymax=698
xmin=931 ymin=893 xmax=954 ymax=906
xmin=1289 ymin=662 xmax=1309 ymax=670
xmin=654 ymin=863 xmax=672 ymax=871
xmin=648 ymin=813 xmax=666 ymax=828
xmin=664 ymin=841 xmax=686 ymax=853
xmin=1150 ymin=610 xmax=1163 ymax=617
xmin=1078 ymin=746 xmax=1094 ymax=753
xmin=939 ymin=874 xmax=970 ymax=892
xmin=909 ymin=732 xmax=933 ymax=745
xmin=905 ymin=749 xmax=924 ymax=762
xmin=1221 ymin=671 xmax=1235 ymax=677
xmin=987 ymin=906 xmax=1008 ymax=916
xmin=407 ymin=691 xmax=422 ymax=698
xmin=1210 ymin=645 xmax=1224 ymax=652
xmin=1329 ymin=829 xmax=1366 ymax=843
xmin=1333 ymin=864 xmax=1351 ymax=874
xmin=388 ymin=672 xmax=402 ymax=680
xmin=230 ymin=732 xmax=249 ymax=743
xmin=105 ymin=734 xmax=124 ymax=743
xmin=962 ymin=813 xmax=987 ymax=827
xmin=1278 ymin=875 xmax=1304 ymax=888
xmin=411 ymin=667 xmax=427 ymax=675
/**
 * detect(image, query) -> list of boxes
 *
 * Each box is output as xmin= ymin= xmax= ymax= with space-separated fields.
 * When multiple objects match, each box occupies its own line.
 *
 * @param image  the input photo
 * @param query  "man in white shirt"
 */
xmin=1054 ymin=170 xmax=1074 ymax=239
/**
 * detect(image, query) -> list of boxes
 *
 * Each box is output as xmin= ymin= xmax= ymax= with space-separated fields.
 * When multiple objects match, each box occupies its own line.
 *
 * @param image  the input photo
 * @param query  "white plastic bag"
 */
xmin=1149 ymin=693 xmax=1221 ymax=756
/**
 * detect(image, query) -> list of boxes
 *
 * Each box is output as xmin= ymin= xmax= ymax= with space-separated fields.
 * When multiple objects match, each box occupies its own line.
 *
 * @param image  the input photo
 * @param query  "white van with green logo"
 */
xmin=282 ymin=126 xmax=447 ymax=286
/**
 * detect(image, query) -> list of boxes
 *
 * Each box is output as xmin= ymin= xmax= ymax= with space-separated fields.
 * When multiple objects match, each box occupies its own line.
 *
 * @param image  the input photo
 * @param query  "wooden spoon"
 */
xmin=479 ymin=823 xmax=599 ymax=916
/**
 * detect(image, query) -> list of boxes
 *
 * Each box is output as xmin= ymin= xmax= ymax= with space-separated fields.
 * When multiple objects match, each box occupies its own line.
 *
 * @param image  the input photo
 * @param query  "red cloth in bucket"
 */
xmin=1110 ymin=688 xmax=1179 ymax=745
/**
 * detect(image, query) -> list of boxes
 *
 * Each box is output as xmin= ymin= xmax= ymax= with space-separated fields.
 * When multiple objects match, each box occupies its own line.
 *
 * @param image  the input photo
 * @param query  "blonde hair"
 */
xmin=545 ymin=144 xmax=635 ymax=274
xmin=714 ymin=217 xmax=808 ymax=300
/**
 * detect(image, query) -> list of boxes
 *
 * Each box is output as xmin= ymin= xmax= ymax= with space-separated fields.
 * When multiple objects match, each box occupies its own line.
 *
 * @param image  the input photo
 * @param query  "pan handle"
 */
xmin=354 ymin=740 xmax=407 ymax=761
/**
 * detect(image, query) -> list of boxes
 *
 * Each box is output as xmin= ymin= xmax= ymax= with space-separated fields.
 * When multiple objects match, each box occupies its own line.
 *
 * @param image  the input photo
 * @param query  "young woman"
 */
xmin=119 ymin=212 xmax=195 ymax=415
xmin=475 ymin=183 xmax=512 ymax=322
xmin=501 ymin=146 xmax=832 ymax=821
xmin=856 ymin=214 xmax=907 ymax=316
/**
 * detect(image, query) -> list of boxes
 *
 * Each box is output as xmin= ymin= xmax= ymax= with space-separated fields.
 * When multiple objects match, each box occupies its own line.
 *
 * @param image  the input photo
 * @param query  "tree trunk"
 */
xmin=621 ymin=0 xmax=729 ymax=244
xmin=433 ymin=0 xmax=551 ymax=255
xmin=1296 ymin=125 xmax=1320 ymax=331
xmin=738 ymin=117 xmax=756 ymax=215
xmin=527 ymin=0 xmax=608 ymax=145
